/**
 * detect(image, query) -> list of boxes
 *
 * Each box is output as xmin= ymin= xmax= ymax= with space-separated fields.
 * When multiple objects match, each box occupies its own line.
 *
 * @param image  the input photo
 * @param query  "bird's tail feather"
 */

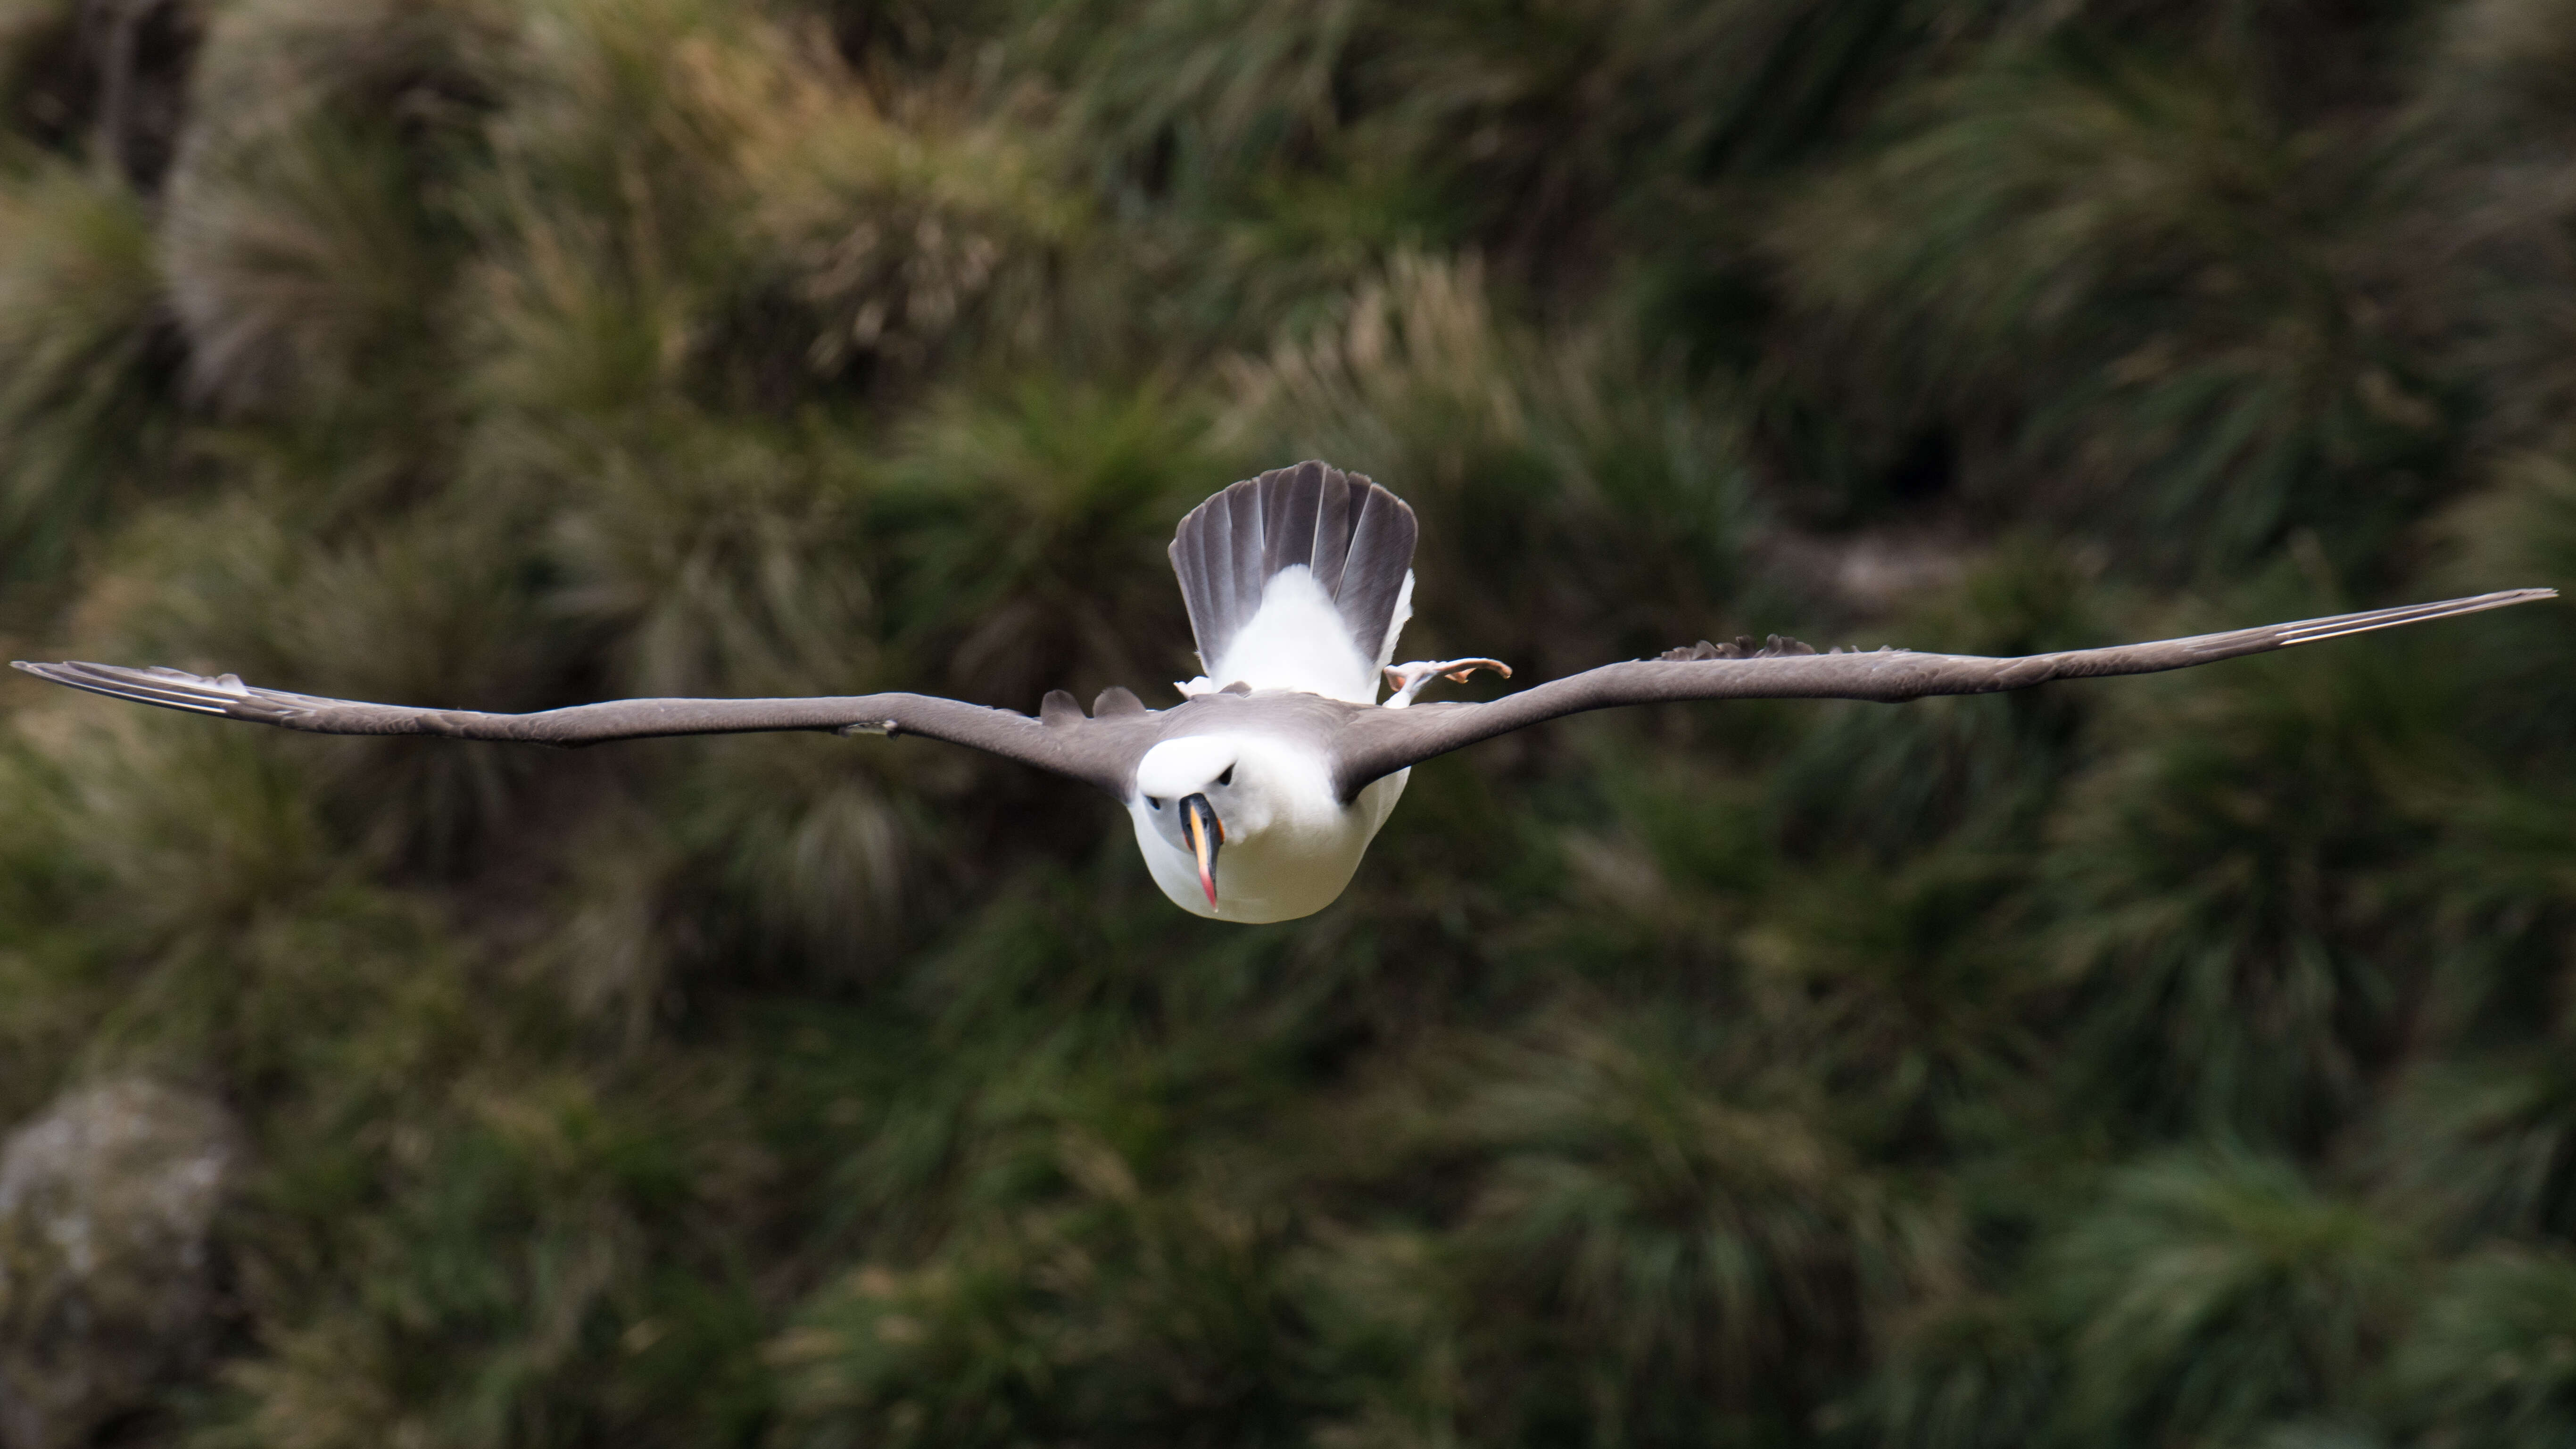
xmin=1168 ymin=461 xmax=1417 ymax=681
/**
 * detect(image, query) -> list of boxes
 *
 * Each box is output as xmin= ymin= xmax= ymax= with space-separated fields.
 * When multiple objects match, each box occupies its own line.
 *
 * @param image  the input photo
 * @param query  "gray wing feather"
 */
xmin=11 ymin=660 xmax=1153 ymax=798
xmin=1330 ymin=588 xmax=2559 ymax=798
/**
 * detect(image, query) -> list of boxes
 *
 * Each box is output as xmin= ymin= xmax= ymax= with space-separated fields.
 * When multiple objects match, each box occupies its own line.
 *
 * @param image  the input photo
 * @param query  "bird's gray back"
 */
xmin=1044 ymin=684 xmax=1372 ymax=800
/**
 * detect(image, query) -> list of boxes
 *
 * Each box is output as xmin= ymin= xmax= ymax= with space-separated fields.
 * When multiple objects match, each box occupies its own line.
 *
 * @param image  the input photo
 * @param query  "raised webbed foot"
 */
xmin=1382 ymin=657 xmax=1512 ymax=706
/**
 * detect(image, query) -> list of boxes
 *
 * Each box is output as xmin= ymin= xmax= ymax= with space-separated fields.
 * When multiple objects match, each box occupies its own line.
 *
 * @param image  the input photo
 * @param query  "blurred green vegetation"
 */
xmin=0 ymin=0 xmax=2571 ymax=1443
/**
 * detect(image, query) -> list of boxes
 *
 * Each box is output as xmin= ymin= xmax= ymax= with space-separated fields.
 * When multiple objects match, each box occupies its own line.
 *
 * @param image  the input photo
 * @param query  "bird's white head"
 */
xmin=1134 ymin=737 xmax=1251 ymax=909
xmin=1135 ymin=736 xmax=1242 ymax=811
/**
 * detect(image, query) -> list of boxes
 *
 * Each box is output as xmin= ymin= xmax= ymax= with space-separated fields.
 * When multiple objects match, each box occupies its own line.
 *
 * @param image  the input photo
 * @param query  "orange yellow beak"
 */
xmin=1181 ymin=793 xmax=1223 ymax=908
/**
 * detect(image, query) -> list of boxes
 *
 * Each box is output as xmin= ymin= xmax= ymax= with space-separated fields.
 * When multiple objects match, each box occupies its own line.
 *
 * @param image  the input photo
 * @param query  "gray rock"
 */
xmin=0 ymin=1079 xmax=241 ymax=1449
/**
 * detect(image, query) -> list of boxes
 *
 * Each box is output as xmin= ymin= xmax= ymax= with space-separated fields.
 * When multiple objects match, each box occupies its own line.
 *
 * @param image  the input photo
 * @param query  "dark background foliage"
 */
xmin=0 ymin=0 xmax=2572 ymax=1443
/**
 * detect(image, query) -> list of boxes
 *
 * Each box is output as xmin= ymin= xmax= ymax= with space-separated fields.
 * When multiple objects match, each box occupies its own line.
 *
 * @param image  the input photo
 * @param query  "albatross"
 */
xmin=12 ymin=462 xmax=2557 ymax=923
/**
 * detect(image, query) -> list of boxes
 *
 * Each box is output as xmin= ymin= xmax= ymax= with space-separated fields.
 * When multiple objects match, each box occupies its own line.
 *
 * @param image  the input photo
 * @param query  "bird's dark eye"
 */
xmin=1217 ymin=765 xmax=1234 ymax=787
xmin=1147 ymin=796 xmax=1163 ymax=811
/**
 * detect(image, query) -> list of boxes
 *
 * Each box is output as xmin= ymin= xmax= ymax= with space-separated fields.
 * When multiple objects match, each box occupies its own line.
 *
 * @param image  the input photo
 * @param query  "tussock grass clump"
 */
xmin=0 ymin=0 xmax=2568 ymax=1444
xmin=1770 ymin=53 xmax=2450 ymax=578
xmin=0 ymin=160 xmax=172 ymax=583
xmin=2044 ymin=1151 xmax=2406 ymax=1443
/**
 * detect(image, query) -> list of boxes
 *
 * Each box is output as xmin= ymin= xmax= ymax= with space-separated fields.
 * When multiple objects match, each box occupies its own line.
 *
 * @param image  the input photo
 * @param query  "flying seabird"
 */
xmin=10 ymin=462 xmax=2558 ymax=923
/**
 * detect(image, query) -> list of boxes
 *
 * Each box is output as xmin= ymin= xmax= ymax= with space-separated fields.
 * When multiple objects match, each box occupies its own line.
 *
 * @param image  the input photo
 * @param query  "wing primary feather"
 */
xmin=2264 ymin=589 xmax=2554 ymax=646
xmin=15 ymin=661 xmax=233 ymax=714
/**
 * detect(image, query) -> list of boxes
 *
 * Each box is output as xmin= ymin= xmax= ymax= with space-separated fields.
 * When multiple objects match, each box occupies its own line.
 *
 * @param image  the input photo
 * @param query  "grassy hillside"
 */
xmin=1 ymin=0 xmax=2573 ymax=1444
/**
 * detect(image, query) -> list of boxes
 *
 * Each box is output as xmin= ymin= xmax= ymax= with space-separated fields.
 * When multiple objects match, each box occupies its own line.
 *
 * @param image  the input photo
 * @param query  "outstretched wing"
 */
xmin=9 ymin=661 xmax=1153 ymax=798
xmin=1329 ymin=589 xmax=2559 ymax=797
